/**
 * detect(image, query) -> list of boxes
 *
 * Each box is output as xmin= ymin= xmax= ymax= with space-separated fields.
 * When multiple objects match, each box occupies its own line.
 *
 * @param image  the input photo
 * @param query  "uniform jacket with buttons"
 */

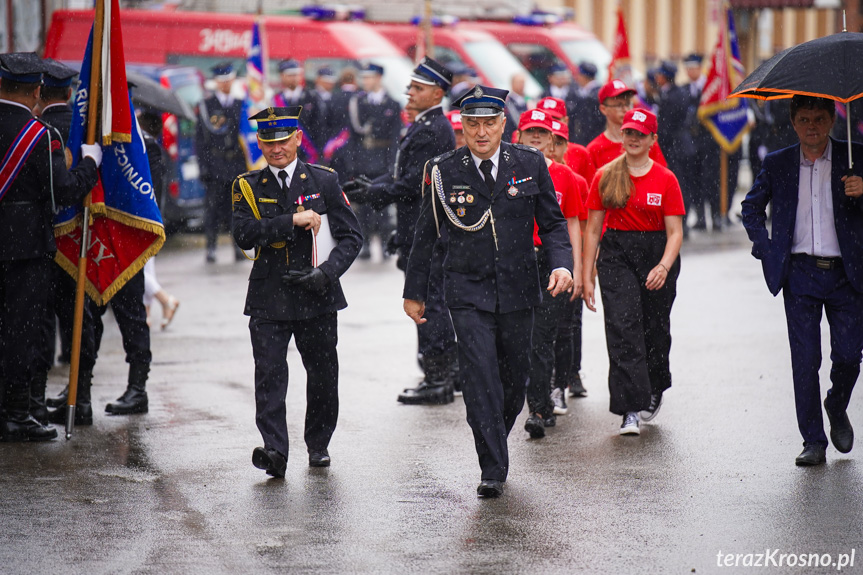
xmin=232 ymin=161 xmax=363 ymax=321
xmin=368 ymin=106 xmax=455 ymax=251
xmin=0 ymin=102 xmax=99 ymax=261
xmin=403 ymin=142 xmax=572 ymax=314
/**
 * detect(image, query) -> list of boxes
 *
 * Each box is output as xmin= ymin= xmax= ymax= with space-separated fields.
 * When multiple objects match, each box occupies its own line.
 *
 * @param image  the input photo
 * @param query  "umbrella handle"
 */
xmin=847 ymin=103 xmax=854 ymax=172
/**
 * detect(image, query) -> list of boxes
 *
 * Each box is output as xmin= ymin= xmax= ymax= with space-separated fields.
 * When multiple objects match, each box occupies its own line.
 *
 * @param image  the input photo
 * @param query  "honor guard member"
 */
xmin=232 ymin=106 xmax=362 ymax=477
xmin=196 ymin=61 xmax=247 ymax=263
xmin=0 ymin=52 xmax=101 ymax=441
xmin=346 ymin=63 xmax=401 ymax=259
xmin=346 ymin=57 xmax=459 ymax=405
xmin=403 ymin=86 xmax=573 ymax=497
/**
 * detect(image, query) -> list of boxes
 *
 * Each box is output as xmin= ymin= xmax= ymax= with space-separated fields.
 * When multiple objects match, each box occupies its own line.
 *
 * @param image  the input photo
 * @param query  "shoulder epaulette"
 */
xmin=309 ymin=163 xmax=336 ymax=173
xmin=511 ymin=143 xmax=543 ymax=156
xmin=235 ymin=169 xmax=262 ymax=180
xmin=431 ymin=149 xmax=458 ymax=165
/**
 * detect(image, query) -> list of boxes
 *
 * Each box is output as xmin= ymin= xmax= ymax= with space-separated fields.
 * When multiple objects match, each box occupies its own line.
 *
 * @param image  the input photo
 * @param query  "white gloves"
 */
xmin=80 ymin=144 xmax=103 ymax=167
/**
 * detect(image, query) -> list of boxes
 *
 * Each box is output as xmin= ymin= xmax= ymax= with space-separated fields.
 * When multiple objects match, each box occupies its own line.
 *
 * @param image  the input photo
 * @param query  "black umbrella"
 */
xmin=126 ymin=71 xmax=195 ymax=120
xmin=730 ymin=30 xmax=863 ymax=167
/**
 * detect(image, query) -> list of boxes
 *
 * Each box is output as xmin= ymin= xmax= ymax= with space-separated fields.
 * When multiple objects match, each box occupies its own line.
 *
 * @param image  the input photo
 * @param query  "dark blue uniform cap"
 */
xmin=548 ymin=62 xmax=569 ymax=76
xmin=578 ymin=62 xmax=597 ymax=78
xmin=42 ymin=58 xmax=78 ymax=88
xmin=317 ymin=66 xmax=336 ymax=81
xmin=0 ymin=52 xmax=44 ymax=84
xmin=658 ymin=60 xmax=678 ymax=79
xmin=278 ymin=59 xmax=303 ymax=73
xmin=451 ymin=85 xmax=508 ymax=117
xmin=360 ymin=63 xmax=384 ymax=76
xmin=250 ymin=106 xmax=302 ymax=142
xmin=410 ymin=57 xmax=452 ymax=92
xmin=683 ymin=53 xmax=703 ymax=66
xmin=211 ymin=61 xmax=235 ymax=80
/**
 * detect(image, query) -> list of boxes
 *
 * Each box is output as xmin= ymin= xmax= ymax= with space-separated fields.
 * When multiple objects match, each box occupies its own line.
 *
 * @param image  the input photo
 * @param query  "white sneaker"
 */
xmin=551 ymin=387 xmax=568 ymax=415
xmin=619 ymin=412 xmax=640 ymax=435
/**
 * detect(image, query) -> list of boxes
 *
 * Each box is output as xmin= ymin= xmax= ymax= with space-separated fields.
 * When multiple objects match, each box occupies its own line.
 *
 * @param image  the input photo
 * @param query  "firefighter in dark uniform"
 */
xmin=32 ymin=58 xmax=99 ymax=425
xmin=346 ymin=58 xmax=458 ymax=405
xmin=232 ymin=106 xmax=362 ymax=477
xmin=403 ymin=86 xmax=574 ymax=497
xmin=345 ymin=63 xmax=401 ymax=259
xmin=196 ymin=62 xmax=247 ymax=263
xmin=0 ymin=53 xmax=101 ymax=441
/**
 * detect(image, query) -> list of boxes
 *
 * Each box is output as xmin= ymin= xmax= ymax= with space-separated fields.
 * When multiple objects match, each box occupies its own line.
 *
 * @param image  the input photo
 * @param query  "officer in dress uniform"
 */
xmin=345 ymin=63 xmax=401 ymax=260
xmin=196 ymin=61 xmax=247 ymax=264
xmin=346 ymin=58 xmax=459 ymax=405
xmin=403 ymin=86 xmax=573 ymax=497
xmin=232 ymin=106 xmax=362 ymax=477
xmin=0 ymin=53 xmax=101 ymax=441
xmin=271 ymin=59 xmax=317 ymax=164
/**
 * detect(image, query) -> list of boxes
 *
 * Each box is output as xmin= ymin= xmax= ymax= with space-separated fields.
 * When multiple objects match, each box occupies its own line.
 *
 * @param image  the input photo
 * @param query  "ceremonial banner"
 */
xmin=698 ymin=3 xmax=750 ymax=153
xmin=54 ymin=0 xmax=165 ymax=305
xmin=240 ymin=20 xmax=268 ymax=170
xmin=608 ymin=4 xmax=630 ymax=80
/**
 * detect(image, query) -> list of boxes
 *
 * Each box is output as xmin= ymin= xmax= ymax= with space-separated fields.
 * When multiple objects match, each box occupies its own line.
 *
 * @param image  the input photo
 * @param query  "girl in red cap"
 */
xmin=582 ymin=108 xmax=685 ymax=436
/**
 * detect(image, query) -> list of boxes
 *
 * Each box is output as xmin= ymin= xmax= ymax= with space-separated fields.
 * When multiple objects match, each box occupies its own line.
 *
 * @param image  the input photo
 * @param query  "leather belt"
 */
xmin=791 ymin=253 xmax=843 ymax=270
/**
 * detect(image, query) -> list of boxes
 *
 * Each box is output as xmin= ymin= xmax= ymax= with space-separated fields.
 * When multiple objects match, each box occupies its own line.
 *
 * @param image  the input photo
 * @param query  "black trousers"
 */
xmin=204 ymin=178 xmax=233 ymax=251
xmin=527 ymin=251 xmax=567 ymax=418
xmin=414 ymin=242 xmax=456 ymax=359
xmin=554 ymin=295 xmax=581 ymax=389
xmin=249 ymin=312 xmax=339 ymax=460
xmin=49 ymin=265 xmax=97 ymax=372
xmin=597 ymin=230 xmax=679 ymax=415
xmin=0 ymin=256 xmax=53 ymax=401
xmin=92 ymin=270 xmax=151 ymax=365
xmin=450 ymin=306 xmax=533 ymax=482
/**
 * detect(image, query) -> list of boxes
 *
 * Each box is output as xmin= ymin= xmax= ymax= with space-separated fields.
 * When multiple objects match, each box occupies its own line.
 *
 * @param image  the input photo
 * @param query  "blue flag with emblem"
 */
xmin=697 ymin=3 xmax=750 ymax=153
xmin=54 ymin=21 xmax=165 ymax=305
xmin=240 ymin=20 xmax=268 ymax=170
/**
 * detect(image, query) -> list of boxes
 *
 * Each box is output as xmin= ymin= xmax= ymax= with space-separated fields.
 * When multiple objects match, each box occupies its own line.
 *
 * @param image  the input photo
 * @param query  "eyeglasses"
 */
xmin=603 ymin=101 xmax=634 ymax=110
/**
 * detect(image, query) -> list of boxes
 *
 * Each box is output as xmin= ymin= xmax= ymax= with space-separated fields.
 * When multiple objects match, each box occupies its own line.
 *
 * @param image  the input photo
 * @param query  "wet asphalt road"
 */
xmin=2 ymin=227 xmax=863 ymax=575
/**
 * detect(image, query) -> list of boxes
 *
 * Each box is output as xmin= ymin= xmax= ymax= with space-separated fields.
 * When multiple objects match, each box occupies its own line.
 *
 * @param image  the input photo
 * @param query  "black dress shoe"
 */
xmin=795 ymin=443 xmax=827 ymax=466
xmin=825 ymin=404 xmax=854 ymax=454
xmin=0 ymin=416 xmax=58 ymax=442
xmin=309 ymin=450 xmax=331 ymax=467
xmin=524 ymin=414 xmax=545 ymax=438
xmin=47 ymin=403 xmax=93 ymax=426
xmin=252 ymin=447 xmax=287 ymax=478
xmin=477 ymin=479 xmax=504 ymax=498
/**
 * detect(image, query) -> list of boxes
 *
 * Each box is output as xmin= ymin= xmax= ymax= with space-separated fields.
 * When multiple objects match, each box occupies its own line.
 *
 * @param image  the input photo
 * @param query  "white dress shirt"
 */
xmin=269 ymin=158 xmax=298 ymax=190
xmin=792 ymin=139 xmax=841 ymax=257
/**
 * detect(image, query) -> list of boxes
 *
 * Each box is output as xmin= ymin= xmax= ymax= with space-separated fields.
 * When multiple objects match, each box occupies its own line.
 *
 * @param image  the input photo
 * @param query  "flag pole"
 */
xmin=720 ymin=149 xmax=728 ymax=217
xmin=66 ymin=0 xmax=103 ymax=440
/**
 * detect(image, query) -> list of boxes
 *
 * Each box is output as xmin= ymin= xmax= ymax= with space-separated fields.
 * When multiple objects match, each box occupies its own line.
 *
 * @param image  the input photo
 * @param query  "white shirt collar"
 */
xmin=415 ymin=103 xmax=443 ymax=122
xmin=269 ymin=157 xmax=299 ymax=187
xmin=0 ymin=98 xmax=35 ymax=115
xmin=800 ymin=138 xmax=832 ymax=166
xmin=471 ymin=146 xmax=501 ymax=177
xmin=216 ymin=91 xmax=233 ymax=108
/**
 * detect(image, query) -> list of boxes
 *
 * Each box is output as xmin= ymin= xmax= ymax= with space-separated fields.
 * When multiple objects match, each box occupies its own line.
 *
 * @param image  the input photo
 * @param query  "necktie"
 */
xmin=278 ymin=169 xmax=288 ymax=190
xmin=480 ymin=159 xmax=495 ymax=194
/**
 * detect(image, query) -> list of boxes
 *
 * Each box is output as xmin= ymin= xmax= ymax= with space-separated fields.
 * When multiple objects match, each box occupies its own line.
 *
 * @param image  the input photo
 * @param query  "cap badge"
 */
xmin=267 ymin=108 xmax=276 ymax=120
xmin=531 ymin=110 xmax=545 ymax=121
xmin=633 ymin=111 xmax=647 ymax=122
xmin=473 ymin=86 xmax=483 ymax=99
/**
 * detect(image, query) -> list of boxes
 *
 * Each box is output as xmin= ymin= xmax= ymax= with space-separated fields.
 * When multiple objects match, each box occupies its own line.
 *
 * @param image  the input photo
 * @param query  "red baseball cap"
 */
xmin=551 ymin=118 xmax=569 ymax=140
xmin=598 ymin=79 xmax=636 ymax=103
xmin=518 ymin=108 xmax=553 ymax=132
xmin=535 ymin=97 xmax=567 ymax=119
xmin=446 ymin=109 xmax=463 ymax=131
xmin=621 ymin=108 xmax=658 ymax=135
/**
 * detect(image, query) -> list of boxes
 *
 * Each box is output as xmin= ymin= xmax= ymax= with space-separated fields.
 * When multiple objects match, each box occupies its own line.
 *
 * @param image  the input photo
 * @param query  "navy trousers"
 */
xmin=91 ymin=270 xmax=151 ymax=365
xmin=415 ymin=242 xmax=456 ymax=359
xmin=783 ymin=255 xmax=863 ymax=447
xmin=450 ymin=306 xmax=533 ymax=482
xmin=249 ymin=312 xmax=339 ymax=460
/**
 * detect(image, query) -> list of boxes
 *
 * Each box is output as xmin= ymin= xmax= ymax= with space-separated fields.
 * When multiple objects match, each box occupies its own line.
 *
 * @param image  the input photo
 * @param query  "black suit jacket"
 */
xmin=404 ymin=142 xmax=572 ymax=314
xmin=232 ymin=161 xmax=363 ymax=321
xmin=0 ymin=102 xmax=99 ymax=261
xmin=742 ymin=138 xmax=863 ymax=296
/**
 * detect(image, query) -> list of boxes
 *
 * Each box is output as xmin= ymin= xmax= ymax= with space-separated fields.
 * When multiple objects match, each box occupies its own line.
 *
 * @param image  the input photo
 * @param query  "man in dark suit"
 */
xmin=0 ymin=52 xmax=101 ymax=441
xmin=196 ymin=62 xmax=247 ymax=264
xmin=347 ymin=58 xmax=459 ymax=405
xmin=742 ymin=95 xmax=863 ymax=466
xmin=570 ymin=62 xmax=604 ymax=146
xmin=655 ymin=60 xmax=694 ymax=232
xmin=232 ymin=106 xmax=362 ymax=477
xmin=403 ymin=86 xmax=573 ymax=497
xmin=343 ymin=63 xmax=401 ymax=259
